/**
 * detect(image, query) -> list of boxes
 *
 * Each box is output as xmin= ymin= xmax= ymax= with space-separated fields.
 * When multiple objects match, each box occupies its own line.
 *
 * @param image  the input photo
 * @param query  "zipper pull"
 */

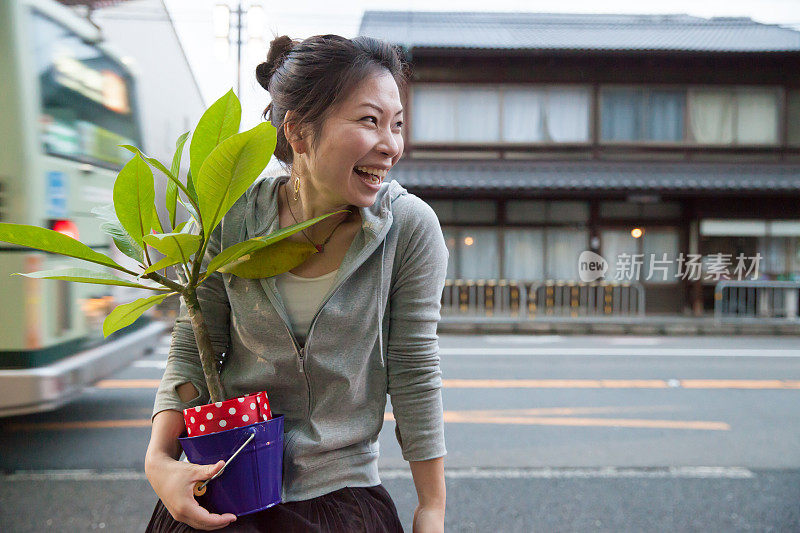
xmin=297 ymin=345 xmax=305 ymax=373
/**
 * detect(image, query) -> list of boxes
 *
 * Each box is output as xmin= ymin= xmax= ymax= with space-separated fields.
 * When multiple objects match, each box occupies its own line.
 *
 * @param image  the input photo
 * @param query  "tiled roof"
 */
xmin=388 ymin=159 xmax=800 ymax=193
xmin=358 ymin=11 xmax=800 ymax=53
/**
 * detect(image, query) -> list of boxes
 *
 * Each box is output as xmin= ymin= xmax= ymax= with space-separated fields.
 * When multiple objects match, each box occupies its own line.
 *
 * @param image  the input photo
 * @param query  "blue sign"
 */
xmin=46 ymin=171 xmax=68 ymax=218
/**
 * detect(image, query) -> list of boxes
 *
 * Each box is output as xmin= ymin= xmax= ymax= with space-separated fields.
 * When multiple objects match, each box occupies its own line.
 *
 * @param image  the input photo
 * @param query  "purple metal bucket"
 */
xmin=179 ymin=414 xmax=284 ymax=516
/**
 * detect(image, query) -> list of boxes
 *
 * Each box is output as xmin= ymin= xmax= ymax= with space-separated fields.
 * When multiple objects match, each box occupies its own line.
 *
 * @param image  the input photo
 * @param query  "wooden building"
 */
xmin=359 ymin=11 xmax=800 ymax=315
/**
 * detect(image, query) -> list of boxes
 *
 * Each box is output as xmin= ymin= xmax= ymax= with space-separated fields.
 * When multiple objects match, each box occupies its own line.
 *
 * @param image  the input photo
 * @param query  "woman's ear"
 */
xmin=284 ymin=111 xmax=307 ymax=155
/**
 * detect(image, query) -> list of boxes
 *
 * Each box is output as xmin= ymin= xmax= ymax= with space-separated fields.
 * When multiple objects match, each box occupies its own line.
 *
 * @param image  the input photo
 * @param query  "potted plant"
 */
xmin=0 ymin=90 xmax=345 ymax=515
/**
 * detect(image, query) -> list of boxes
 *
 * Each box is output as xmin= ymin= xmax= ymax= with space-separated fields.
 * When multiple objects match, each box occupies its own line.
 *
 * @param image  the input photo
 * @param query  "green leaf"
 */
xmin=141 ymin=255 xmax=182 ymax=276
xmin=152 ymin=205 xmax=165 ymax=234
xmin=204 ymin=209 xmax=347 ymax=278
xmin=167 ymin=131 xmax=190 ymax=228
xmin=0 ymin=223 xmax=127 ymax=272
xmin=120 ymin=144 xmax=199 ymax=220
xmin=12 ymin=267 xmax=170 ymax=291
xmin=186 ymin=168 xmax=198 ymax=203
xmin=113 ymin=154 xmax=154 ymax=248
xmin=189 ymin=89 xmax=241 ymax=183
xmin=218 ymin=239 xmax=318 ymax=279
xmin=103 ymin=292 xmax=175 ymax=337
xmin=91 ymin=204 xmax=143 ymax=263
xmin=142 ymin=232 xmax=202 ymax=265
xmin=100 ymin=221 xmax=144 ymax=264
xmin=196 ymin=122 xmax=276 ymax=237
xmin=178 ymin=196 xmax=200 ymax=226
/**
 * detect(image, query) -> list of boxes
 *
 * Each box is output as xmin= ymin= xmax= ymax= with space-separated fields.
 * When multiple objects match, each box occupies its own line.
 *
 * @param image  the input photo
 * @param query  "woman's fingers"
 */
xmin=178 ymin=500 xmax=237 ymax=531
xmin=191 ymin=459 xmax=226 ymax=482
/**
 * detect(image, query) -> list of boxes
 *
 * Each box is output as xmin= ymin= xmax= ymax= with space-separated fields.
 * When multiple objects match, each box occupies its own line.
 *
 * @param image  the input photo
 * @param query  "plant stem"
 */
xmin=183 ymin=288 xmax=225 ymax=403
xmin=144 ymin=271 xmax=185 ymax=293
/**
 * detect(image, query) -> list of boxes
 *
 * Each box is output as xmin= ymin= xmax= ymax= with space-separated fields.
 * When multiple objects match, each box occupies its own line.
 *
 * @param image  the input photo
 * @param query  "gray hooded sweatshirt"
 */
xmin=153 ymin=174 xmax=449 ymax=502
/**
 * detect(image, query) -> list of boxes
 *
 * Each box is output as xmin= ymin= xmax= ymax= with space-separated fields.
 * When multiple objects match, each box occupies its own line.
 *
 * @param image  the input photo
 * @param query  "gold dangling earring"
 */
xmin=293 ymin=176 xmax=300 ymax=202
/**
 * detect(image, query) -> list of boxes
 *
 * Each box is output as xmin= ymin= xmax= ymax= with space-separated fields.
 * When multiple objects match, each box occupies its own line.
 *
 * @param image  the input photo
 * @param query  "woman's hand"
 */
xmin=412 ymin=504 xmax=445 ymax=533
xmin=145 ymin=454 xmax=237 ymax=530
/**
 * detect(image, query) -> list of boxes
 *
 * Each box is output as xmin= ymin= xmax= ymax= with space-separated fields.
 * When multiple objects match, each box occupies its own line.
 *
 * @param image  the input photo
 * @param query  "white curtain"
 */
xmin=546 ymin=229 xmax=589 ymax=280
xmin=502 ymin=89 xmax=545 ymax=142
xmin=545 ymin=87 xmax=590 ymax=142
xmin=503 ymin=229 xmax=545 ymax=280
xmin=411 ymin=87 xmax=456 ymax=142
xmin=688 ymin=89 xmax=734 ymax=144
xmin=457 ymin=88 xmax=500 ymax=142
xmin=460 ymin=228 xmax=500 ymax=279
xmin=601 ymin=229 xmax=639 ymax=281
xmin=736 ymin=89 xmax=778 ymax=144
xmin=642 ymin=229 xmax=679 ymax=283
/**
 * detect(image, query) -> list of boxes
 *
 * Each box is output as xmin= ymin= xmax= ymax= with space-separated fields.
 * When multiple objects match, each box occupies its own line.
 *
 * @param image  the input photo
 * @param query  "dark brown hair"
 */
xmin=256 ymin=34 xmax=409 ymax=167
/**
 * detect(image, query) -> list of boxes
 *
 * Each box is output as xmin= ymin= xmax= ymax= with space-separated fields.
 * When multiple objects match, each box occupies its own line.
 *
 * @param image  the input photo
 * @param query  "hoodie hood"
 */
xmin=240 ymin=174 xmax=409 ymax=368
xmin=243 ymin=174 xmax=407 ymax=242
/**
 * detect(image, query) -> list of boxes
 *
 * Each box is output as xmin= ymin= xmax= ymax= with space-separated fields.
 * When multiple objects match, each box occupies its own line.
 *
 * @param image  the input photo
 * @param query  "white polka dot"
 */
xmin=199 ymin=424 xmax=205 ymax=431
xmin=206 ymin=412 xmax=213 ymax=420
xmin=190 ymin=417 xmax=195 ymax=423
xmin=187 ymin=428 xmax=191 ymax=435
xmin=195 ymin=406 xmax=201 ymax=412
xmin=219 ymin=420 xmax=227 ymax=427
xmin=263 ymin=414 xmax=268 ymax=420
xmin=238 ymin=398 xmax=245 ymax=403
xmin=250 ymin=403 xmax=256 ymax=410
xmin=228 ymin=407 xmax=236 ymax=415
xmin=215 ymin=402 xmax=222 ymax=407
xmin=242 ymin=415 xmax=249 ymax=422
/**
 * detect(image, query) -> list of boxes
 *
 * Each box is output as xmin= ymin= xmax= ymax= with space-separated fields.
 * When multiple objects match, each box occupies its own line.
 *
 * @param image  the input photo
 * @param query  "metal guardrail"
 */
xmin=441 ymin=279 xmax=645 ymax=319
xmin=715 ymin=280 xmax=800 ymax=323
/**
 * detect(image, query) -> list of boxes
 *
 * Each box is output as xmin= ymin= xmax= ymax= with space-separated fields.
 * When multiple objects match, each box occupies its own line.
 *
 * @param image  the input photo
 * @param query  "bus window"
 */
xmin=30 ymin=10 xmax=142 ymax=169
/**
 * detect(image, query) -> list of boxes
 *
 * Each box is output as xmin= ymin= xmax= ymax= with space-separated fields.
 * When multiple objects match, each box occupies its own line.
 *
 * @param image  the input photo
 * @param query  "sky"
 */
xmin=162 ymin=0 xmax=800 ymax=132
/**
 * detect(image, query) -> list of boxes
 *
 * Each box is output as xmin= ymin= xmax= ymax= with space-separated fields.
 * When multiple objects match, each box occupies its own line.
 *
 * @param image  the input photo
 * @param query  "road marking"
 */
xmin=93 ymin=378 xmax=800 ymax=390
xmin=483 ymin=335 xmax=565 ymax=344
xmin=6 ymin=419 xmax=151 ymax=431
xmin=442 ymin=379 xmax=800 ymax=389
xmin=133 ymin=360 xmax=167 ymax=369
xmin=2 ymin=466 xmax=754 ymax=481
xmin=95 ymin=379 xmax=161 ymax=388
xmin=439 ymin=347 xmax=800 ymax=357
xmin=608 ymin=337 xmax=663 ymax=346
xmin=383 ymin=411 xmax=729 ymax=431
xmin=6 ymin=406 xmax=725 ymax=432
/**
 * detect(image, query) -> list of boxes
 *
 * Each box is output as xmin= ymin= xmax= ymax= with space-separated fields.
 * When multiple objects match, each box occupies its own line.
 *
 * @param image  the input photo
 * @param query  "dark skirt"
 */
xmin=145 ymin=484 xmax=405 ymax=533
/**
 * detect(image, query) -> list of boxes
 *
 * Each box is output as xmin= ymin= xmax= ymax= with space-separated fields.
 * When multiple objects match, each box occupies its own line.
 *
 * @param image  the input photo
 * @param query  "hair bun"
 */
xmin=256 ymin=35 xmax=294 ymax=90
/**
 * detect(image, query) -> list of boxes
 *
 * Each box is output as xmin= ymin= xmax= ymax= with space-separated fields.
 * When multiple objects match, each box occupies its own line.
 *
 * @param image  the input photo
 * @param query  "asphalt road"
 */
xmin=1 ymin=333 xmax=800 ymax=532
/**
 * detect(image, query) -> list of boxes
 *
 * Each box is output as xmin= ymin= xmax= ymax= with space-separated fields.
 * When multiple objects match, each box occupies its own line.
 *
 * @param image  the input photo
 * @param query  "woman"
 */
xmin=144 ymin=34 xmax=448 ymax=532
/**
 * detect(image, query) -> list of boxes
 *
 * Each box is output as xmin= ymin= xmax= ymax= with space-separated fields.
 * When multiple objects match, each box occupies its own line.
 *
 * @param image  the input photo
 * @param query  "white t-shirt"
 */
xmin=274 ymin=268 xmax=339 ymax=347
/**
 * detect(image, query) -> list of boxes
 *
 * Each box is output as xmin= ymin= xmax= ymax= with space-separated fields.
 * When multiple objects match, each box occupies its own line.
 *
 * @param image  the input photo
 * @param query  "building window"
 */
xmin=601 ymin=228 xmax=680 ymax=284
xmin=457 ymin=227 xmax=500 ymax=279
xmin=600 ymin=88 xmax=685 ymax=142
xmin=411 ymin=85 xmax=590 ymax=144
xmin=545 ymin=228 xmax=589 ymax=279
xmin=411 ymin=86 xmax=499 ymax=142
xmin=504 ymin=228 xmax=545 ymax=279
xmin=687 ymin=87 xmax=779 ymax=145
xmin=502 ymin=86 xmax=590 ymax=142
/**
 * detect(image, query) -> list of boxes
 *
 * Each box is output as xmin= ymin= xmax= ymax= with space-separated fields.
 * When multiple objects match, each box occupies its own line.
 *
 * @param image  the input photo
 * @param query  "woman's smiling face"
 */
xmin=299 ymin=70 xmax=404 ymax=208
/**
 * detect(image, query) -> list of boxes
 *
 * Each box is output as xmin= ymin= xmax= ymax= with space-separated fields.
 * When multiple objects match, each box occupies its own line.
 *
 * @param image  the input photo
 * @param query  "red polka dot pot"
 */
xmin=183 ymin=391 xmax=273 ymax=437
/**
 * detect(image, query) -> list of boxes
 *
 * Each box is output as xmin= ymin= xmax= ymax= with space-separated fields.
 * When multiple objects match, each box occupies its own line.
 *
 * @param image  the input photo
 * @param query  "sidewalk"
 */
xmin=438 ymin=314 xmax=800 ymax=336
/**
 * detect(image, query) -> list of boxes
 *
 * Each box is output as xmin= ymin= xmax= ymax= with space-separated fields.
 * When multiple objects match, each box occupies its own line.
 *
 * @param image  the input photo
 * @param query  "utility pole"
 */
xmin=235 ymin=0 xmax=242 ymax=96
